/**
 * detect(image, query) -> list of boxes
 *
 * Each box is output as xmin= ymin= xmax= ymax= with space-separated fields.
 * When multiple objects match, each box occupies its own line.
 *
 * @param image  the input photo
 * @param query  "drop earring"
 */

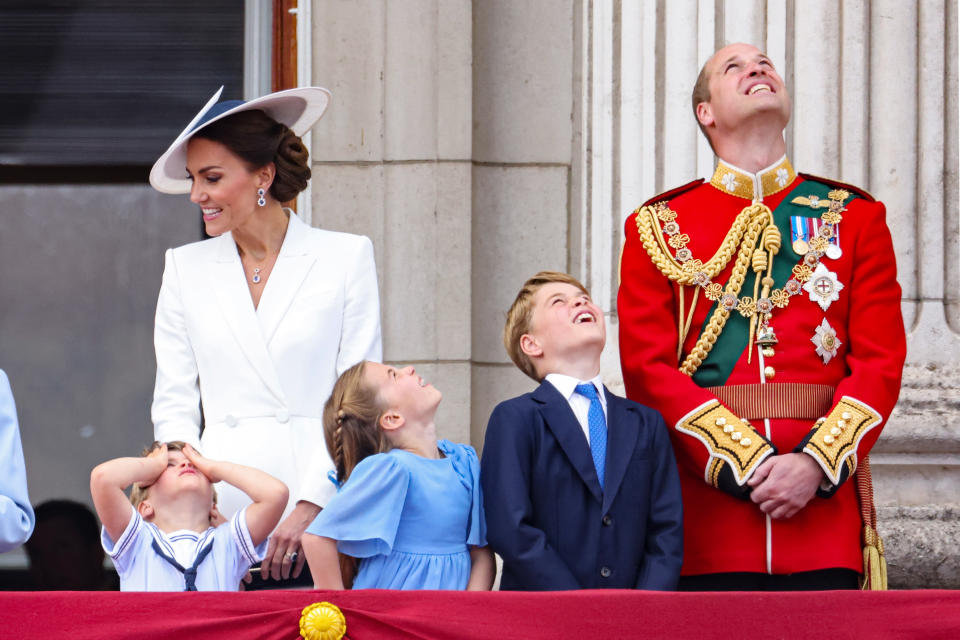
xmin=257 ymin=188 xmax=266 ymax=207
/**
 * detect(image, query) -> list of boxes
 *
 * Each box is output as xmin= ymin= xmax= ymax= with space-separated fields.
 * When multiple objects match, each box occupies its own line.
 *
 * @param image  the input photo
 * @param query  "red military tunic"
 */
xmin=618 ymin=157 xmax=906 ymax=576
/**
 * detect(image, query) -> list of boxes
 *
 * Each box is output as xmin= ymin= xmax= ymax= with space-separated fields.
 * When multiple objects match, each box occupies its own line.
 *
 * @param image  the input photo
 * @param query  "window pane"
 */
xmin=0 ymin=0 xmax=244 ymax=166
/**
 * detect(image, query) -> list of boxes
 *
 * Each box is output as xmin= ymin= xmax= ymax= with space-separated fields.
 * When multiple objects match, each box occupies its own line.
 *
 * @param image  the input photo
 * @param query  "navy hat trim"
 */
xmin=190 ymin=99 xmax=247 ymax=132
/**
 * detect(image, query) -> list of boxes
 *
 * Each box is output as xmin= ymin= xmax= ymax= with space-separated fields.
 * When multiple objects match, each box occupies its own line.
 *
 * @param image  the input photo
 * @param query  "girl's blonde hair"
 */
xmin=323 ymin=361 xmax=389 ymax=486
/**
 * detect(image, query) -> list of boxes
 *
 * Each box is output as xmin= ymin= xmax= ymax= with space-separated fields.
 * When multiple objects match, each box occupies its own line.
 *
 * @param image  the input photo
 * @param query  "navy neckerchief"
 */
xmin=151 ymin=536 xmax=215 ymax=591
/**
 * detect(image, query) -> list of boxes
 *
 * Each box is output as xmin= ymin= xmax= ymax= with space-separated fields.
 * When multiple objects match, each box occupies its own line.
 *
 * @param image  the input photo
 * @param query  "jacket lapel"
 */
xmin=600 ymin=388 xmax=639 ymax=514
xmin=210 ymin=233 xmax=286 ymax=403
xmin=533 ymin=382 xmax=603 ymax=504
xmin=256 ymin=213 xmax=318 ymax=345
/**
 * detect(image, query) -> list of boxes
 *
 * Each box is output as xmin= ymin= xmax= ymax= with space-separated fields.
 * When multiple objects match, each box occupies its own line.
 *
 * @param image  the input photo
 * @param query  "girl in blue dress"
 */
xmin=301 ymin=361 xmax=495 ymax=590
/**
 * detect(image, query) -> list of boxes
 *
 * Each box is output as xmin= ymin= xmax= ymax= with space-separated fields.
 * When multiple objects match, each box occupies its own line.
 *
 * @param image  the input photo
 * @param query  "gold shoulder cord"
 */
xmin=635 ymin=203 xmax=774 ymax=376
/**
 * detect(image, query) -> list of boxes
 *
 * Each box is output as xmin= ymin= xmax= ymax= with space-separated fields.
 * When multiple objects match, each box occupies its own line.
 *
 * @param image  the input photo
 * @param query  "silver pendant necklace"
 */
xmin=252 ymin=267 xmax=262 ymax=284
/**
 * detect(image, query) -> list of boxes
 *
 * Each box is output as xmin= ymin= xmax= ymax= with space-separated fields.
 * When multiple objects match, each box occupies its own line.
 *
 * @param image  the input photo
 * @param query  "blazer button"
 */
xmin=600 ymin=566 xmax=612 ymax=578
xmin=224 ymin=414 xmax=238 ymax=428
xmin=275 ymin=409 xmax=290 ymax=423
xmin=602 ymin=515 xmax=613 ymax=526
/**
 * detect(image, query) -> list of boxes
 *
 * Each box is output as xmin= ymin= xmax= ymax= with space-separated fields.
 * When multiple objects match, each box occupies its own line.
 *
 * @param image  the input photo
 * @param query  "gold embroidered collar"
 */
xmin=709 ymin=156 xmax=797 ymax=201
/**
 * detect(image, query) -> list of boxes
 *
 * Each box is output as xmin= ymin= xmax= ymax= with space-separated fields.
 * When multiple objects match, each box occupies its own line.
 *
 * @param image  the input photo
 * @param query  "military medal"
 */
xmin=792 ymin=193 xmax=846 ymax=260
xmin=812 ymin=217 xmax=842 ymax=260
xmin=790 ymin=216 xmax=811 ymax=255
xmin=812 ymin=318 xmax=842 ymax=364
xmin=803 ymin=263 xmax=844 ymax=311
xmin=825 ymin=224 xmax=842 ymax=259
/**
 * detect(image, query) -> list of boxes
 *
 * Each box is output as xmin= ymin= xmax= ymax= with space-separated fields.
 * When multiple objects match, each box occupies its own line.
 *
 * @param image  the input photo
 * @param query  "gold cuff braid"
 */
xmin=677 ymin=401 xmax=775 ymax=486
xmin=706 ymin=456 xmax=725 ymax=488
xmin=803 ymin=396 xmax=882 ymax=486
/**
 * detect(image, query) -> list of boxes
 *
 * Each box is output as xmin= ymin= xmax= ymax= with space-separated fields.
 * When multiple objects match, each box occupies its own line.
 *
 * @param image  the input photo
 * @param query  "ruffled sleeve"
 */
xmin=438 ymin=440 xmax=487 ymax=547
xmin=305 ymin=453 xmax=411 ymax=558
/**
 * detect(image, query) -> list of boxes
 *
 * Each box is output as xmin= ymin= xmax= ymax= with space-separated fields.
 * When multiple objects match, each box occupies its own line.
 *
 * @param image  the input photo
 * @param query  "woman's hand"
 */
xmin=261 ymin=500 xmax=321 ymax=580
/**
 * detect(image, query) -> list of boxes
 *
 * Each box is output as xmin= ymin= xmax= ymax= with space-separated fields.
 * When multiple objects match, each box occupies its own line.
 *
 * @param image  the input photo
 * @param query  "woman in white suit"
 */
xmin=148 ymin=87 xmax=382 ymax=582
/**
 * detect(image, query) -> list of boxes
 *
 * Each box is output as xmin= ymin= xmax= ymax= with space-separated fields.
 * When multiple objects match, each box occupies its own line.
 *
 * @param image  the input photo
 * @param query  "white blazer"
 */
xmin=152 ymin=213 xmax=382 ymax=519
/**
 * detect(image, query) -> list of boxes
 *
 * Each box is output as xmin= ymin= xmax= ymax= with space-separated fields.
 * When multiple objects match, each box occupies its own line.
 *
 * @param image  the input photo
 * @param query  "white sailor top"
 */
xmin=101 ymin=505 xmax=264 ymax=591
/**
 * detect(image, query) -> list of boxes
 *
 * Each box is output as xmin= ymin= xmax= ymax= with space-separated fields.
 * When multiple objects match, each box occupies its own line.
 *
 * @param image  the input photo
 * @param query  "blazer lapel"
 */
xmin=600 ymin=388 xmax=639 ymax=514
xmin=211 ymin=233 xmax=286 ymax=403
xmin=256 ymin=213 xmax=318 ymax=345
xmin=533 ymin=383 xmax=603 ymax=504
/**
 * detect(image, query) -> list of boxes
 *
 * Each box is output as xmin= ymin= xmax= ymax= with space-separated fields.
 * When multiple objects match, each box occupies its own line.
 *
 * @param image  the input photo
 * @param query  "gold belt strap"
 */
xmin=705 ymin=383 xmax=836 ymax=421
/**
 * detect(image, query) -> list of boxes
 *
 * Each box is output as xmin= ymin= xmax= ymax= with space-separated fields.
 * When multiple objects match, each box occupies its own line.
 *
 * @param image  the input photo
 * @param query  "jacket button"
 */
xmin=224 ymin=414 xmax=238 ymax=427
xmin=600 ymin=566 xmax=611 ymax=578
xmin=602 ymin=515 xmax=613 ymax=526
xmin=275 ymin=409 xmax=290 ymax=423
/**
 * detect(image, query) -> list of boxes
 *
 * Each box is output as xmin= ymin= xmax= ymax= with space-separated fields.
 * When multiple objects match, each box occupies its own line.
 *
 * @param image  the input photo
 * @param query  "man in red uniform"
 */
xmin=618 ymin=42 xmax=906 ymax=590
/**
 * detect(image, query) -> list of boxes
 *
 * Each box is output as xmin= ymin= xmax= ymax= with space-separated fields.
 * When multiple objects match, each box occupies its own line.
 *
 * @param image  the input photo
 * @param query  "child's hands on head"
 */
xmin=182 ymin=443 xmax=221 ymax=483
xmin=143 ymin=442 xmax=169 ymax=484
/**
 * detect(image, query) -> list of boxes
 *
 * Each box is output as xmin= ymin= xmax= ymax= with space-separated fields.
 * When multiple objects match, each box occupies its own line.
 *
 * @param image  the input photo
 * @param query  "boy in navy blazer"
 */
xmin=481 ymin=271 xmax=683 ymax=590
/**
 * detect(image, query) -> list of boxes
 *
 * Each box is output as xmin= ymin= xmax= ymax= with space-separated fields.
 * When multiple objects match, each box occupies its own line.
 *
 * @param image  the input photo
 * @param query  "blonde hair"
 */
xmin=323 ymin=361 xmax=389 ymax=486
xmin=128 ymin=441 xmax=216 ymax=507
xmin=503 ymin=271 xmax=590 ymax=382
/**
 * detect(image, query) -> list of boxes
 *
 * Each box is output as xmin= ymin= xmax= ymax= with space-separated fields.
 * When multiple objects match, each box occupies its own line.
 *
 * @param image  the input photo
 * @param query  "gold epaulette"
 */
xmin=798 ymin=172 xmax=876 ymax=202
xmin=639 ymin=179 xmax=704 ymax=208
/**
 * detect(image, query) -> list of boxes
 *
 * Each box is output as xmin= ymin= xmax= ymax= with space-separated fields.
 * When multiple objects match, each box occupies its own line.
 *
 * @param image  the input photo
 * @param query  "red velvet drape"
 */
xmin=2 ymin=589 xmax=959 ymax=639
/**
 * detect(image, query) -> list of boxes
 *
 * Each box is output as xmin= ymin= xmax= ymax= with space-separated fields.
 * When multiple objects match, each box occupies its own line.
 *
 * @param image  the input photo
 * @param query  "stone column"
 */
xmin=870 ymin=0 xmax=960 ymax=588
xmin=470 ymin=0 xmax=576 ymax=446
xmin=308 ymin=0 xmax=474 ymax=443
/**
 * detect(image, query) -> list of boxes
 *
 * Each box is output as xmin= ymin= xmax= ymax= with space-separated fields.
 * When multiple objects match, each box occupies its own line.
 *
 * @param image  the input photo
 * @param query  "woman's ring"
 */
xmin=286 ymin=551 xmax=299 ymax=563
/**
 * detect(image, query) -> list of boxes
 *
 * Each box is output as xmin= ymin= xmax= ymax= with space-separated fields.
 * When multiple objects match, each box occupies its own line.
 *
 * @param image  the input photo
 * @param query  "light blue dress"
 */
xmin=305 ymin=439 xmax=486 ymax=590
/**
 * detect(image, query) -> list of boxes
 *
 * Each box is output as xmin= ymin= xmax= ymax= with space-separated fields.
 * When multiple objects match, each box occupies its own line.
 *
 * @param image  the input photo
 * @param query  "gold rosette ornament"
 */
xmin=300 ymin=602 xmax=347 ymax=640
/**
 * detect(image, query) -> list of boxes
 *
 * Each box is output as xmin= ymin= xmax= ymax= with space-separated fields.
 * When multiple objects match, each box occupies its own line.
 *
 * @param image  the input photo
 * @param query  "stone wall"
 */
xmin=307 ymin=0 xmax=958 ymax=588
xmin=309 ymin=0 xmax=475 ymax=445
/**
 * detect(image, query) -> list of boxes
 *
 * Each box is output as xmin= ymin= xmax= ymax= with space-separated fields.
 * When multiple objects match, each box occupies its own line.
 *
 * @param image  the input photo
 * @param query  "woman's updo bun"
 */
xmin=271 ymin=129 xmax=311 ymax=202
xmin=193 ymin=109 xmax=312 ymax=202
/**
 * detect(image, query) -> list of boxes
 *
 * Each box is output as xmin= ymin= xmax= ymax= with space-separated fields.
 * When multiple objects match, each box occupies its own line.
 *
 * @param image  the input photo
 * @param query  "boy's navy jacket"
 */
xmin=481 ymin=381 xmax=683 ymax=590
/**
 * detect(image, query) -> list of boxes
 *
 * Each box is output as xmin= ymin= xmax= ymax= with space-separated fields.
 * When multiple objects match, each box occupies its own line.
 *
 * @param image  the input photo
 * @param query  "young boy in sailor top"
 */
xmin=91 ymin=441 xmax=287 ymax=591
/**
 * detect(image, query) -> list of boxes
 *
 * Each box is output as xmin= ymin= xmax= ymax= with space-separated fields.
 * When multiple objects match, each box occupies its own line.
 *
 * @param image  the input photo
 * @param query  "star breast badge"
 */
xmin=802 ymin=263 xmax=844 ymax=311
xmin=812 ymin=318 xmax=842 ymax=364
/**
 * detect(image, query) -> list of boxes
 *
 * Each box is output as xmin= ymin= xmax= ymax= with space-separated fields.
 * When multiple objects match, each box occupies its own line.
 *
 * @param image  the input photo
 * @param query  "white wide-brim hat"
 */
xmin=149 ymin=86 xmax=331 ymax=194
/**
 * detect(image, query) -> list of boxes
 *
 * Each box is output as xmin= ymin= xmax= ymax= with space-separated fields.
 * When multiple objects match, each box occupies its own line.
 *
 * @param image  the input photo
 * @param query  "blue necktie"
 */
xmin=575 ymin=383 xmax=607 ymax=490
xmin=152 ymin=538 xmax=215 ymax=591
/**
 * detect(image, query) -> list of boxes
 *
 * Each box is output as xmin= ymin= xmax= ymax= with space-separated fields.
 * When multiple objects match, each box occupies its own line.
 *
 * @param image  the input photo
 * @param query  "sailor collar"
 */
xmin=709 ymin=156 xmax=797 ymax=202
